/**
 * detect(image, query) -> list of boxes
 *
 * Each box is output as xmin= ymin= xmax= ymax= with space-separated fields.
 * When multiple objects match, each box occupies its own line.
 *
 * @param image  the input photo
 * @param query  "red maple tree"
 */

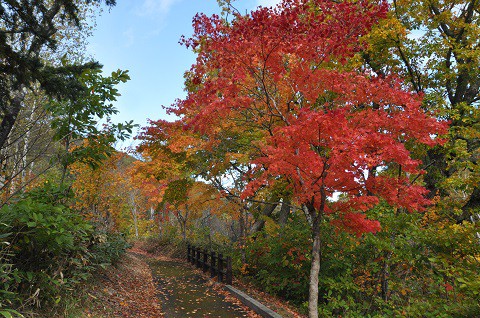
xmin=167 ymin=1 xmax=449 ymax=316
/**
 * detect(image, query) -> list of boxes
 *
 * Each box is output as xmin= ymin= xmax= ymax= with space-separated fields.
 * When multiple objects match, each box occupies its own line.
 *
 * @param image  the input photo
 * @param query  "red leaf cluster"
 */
xmin=166 ymin=0 xmax=448 ymax=235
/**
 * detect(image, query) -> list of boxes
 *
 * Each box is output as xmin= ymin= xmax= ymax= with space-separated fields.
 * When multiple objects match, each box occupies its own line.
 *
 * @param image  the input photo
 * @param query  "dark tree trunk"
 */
xmin=0 ymin=88 xmax=25 ymax=151
xmin=250 ymin=202 xmax=277 ymax=233
xmin=459 ymin=187 xmax=480 ymax=222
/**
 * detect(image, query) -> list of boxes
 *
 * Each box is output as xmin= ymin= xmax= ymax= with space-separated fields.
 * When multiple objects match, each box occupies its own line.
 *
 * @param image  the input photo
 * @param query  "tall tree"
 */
xmin=0 ymin=0 xmax=115 ymax=152
xmin=0 ymin=1 xmax=137 ymax=203
xmin=363 ymin=0 xmax=480 ymax=219
xmin=170 ymin=1 xmax=448 ymax=316
xmin=0 ymin=86 xmax=55 ymax=197
xmin=49 ymin=67 xmax=133 ymax=187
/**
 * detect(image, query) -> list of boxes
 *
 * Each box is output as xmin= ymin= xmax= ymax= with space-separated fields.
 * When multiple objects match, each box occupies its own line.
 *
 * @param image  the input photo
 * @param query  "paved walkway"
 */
xmin=147 ymin=258 xmax=252 ymax=317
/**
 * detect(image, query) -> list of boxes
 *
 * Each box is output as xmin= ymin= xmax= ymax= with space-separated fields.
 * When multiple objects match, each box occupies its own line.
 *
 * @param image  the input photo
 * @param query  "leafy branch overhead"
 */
xmin=0 ymin=0 xmax=117 ymax=151
xmin=49 ymin=68 xmax=133 ymax=145
xmin=363 ymin=0 xmax=480 ymax=218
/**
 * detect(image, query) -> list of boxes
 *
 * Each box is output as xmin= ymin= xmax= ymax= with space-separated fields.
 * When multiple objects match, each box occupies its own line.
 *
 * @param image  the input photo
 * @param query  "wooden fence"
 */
xmin=187 ymin=244 xmax=232 ymax=285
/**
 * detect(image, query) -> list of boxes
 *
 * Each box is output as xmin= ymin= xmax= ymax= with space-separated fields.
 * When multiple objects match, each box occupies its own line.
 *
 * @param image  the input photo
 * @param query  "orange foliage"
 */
xmin=71 ymin=151 xmax=152 ymax=235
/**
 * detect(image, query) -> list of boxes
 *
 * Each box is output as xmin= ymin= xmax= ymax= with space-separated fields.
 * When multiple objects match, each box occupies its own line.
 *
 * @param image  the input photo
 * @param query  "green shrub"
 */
xmin=0 ymin=196 xmax=130 ymax=312
xmin=239 ymin=217 xmax=311 ymax=305
xmin=0 ymin=199 xmax=92 ymax=304
xmin=238 ymin=205 xmax=480 ymax=317
xmin=0 ymin=230 xmax=22 ymax=316
xmin=89 ymin=230 xmax=131 ymax=265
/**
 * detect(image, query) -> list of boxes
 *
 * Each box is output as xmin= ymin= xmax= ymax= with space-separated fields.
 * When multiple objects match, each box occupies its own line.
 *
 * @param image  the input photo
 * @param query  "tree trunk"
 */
xmin=459 ymin=186 xmax=480 ymax=222
xmin=181 ymin=219 xmax=187 ymax=241
xmin=0 ymin=87 xmax=26 ymax=151
xmin=181 ymin=207 xmax=189 ymax=241
xmin=158 ymin=213 xmax=164 ymax=238
xmin=239 ymin=205 xmax=249 ymax=264
xmin=20 ymin=99 xmax=37 ymax=187
xmin=129 ymin=193 xmax=139 ymax=238
xmin=250 ymin=202 xmax=277 ymax=233
xmin=10 ymin=140 xmax=21 ymax=193
xmin=132 ymin=206 xmax=139 ymax=238
xmin=278 ymin=199 xmax=291 ymax=227
xmin=59 ymin=136 xmax=71 ymax=190
xmin=149 ymin=207 xmax=155 ymax=220
xmin=308 ymin=214 xmax=321 ymax=318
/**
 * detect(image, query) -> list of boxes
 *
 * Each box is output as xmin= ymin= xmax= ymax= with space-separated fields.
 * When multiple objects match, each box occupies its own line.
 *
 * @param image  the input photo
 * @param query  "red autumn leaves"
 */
xmin=164 ymin=0 xmax=449 ymax=236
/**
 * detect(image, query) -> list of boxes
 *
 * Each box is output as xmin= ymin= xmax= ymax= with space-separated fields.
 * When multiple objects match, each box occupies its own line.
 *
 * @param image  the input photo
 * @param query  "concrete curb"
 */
xmin=225 ymin=285 xmax=283 ymax=318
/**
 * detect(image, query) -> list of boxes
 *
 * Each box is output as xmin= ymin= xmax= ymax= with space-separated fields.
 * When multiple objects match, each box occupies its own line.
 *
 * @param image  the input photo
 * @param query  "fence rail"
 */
xmin=187 ymin=244 xmax=232 ymax=285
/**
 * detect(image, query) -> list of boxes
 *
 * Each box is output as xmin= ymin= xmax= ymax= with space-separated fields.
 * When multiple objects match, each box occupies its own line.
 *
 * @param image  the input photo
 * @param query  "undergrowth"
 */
xmin=0 ymin=191 xmax=130 ymax=317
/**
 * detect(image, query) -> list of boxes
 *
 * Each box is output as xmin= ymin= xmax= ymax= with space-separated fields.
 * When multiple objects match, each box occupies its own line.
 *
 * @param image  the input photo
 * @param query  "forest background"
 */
xmin=0 ymin=0 xmax=479 ymax=317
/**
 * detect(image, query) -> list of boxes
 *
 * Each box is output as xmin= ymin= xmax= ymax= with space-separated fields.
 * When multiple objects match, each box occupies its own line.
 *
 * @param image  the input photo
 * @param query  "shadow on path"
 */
xmin=147 ymin=258 xmax=251 ymax=317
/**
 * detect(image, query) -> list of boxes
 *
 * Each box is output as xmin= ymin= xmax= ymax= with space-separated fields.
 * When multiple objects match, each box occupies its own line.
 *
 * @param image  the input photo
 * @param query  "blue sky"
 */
xmin=87 ymin=0 xmax=280 ymax=149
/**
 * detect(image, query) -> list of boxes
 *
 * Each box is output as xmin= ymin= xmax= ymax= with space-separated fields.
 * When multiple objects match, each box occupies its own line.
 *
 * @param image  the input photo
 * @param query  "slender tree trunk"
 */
xmin=59 ymin=136 xmax=70 ymax=189
xmin=21 ymin=99 xmax=36 ymax=187
xmin=175 ymin=208 xmax=188 ymax=241
xmin=10 ymin=141 xmax=21 ymax=193
xmin=149 ymin=207 xmax=155 ymax=220
xmin=21 ymin=132 xmax=29 ymax=185
xmin=181 ymin=219 xmax=187 ymax=241
xmin=308 ymin=214 xmax=321 ymax=318
xmin=129 ymin=193 xmax=140 ymax=238
xmin=157 ymin=209 xmax=164 ymax=238
xmin=182 ymin=207 xmax=189 ymax=241
xmin=132 ymin=206 xmax=139 ymax=238
xmin=239 ymin=205 xmax=248 ymax=264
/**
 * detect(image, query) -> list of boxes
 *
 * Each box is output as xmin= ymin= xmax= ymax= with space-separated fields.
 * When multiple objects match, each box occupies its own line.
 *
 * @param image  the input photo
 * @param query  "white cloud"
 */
xmin=257 ymin=0 xmax=281 ymax=8
xmin=136 ymin=0 xmax=180 ymax=17
xmin=123 ymin=27 xmax=135 ymax=47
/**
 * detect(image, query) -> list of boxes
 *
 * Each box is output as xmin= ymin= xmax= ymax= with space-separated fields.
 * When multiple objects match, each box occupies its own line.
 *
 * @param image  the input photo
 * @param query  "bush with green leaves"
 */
xmin=89 ymin=230 xmax=131 ymax=266
xmin=0 ymin=231 xmax=23 ymax=317
xmin=235 ymin=202 xmax=480 ymax=317
xmin=0 ymin=195 xmax=130 ymax=312
xmin=238 ymin=216 xmax=311 ymax=305
xmin=313 ymin=203 xmax=480 ymax=317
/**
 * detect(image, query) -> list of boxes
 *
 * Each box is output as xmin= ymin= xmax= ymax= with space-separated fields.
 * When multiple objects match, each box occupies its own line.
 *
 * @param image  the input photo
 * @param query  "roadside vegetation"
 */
xmin=1 ymin=1 xmax=479 ymax=318
xmin=0 ymin=1 xmax=133 ymax=316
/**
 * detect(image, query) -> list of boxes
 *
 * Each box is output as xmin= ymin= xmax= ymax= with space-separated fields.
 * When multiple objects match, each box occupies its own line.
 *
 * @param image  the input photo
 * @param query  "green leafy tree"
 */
xmin=363 ymin=0 xmax=480 ymax=219
xmin=0 ymin=0 xmax=116 ymax=153
xmin=0 ymin=0 xmax=118 ymax=201
xmin=48 ymin=67 xmax=134 ymax=186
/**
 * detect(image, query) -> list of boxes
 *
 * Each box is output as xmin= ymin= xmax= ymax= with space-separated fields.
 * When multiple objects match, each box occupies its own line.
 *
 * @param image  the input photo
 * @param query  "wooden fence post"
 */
xmin=226 ymin=256 xmax=232 ymax=285
xmin=203 ymin=248 xmax=208 ymax=272
xmin=196 ymin=248 xmax=201 ymax=268
xmin=185 ymin=245 xmax=233 ymax=285
xmin=218 ymin=253 xmax=224 ymax=282
xmin=210 ymin=251 xmax=216 ymax=278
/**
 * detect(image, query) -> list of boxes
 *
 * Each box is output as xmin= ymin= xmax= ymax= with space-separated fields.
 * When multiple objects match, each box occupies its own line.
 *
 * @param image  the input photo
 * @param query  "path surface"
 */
xmin=147 ymin=258 xmax=253 ymax=317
